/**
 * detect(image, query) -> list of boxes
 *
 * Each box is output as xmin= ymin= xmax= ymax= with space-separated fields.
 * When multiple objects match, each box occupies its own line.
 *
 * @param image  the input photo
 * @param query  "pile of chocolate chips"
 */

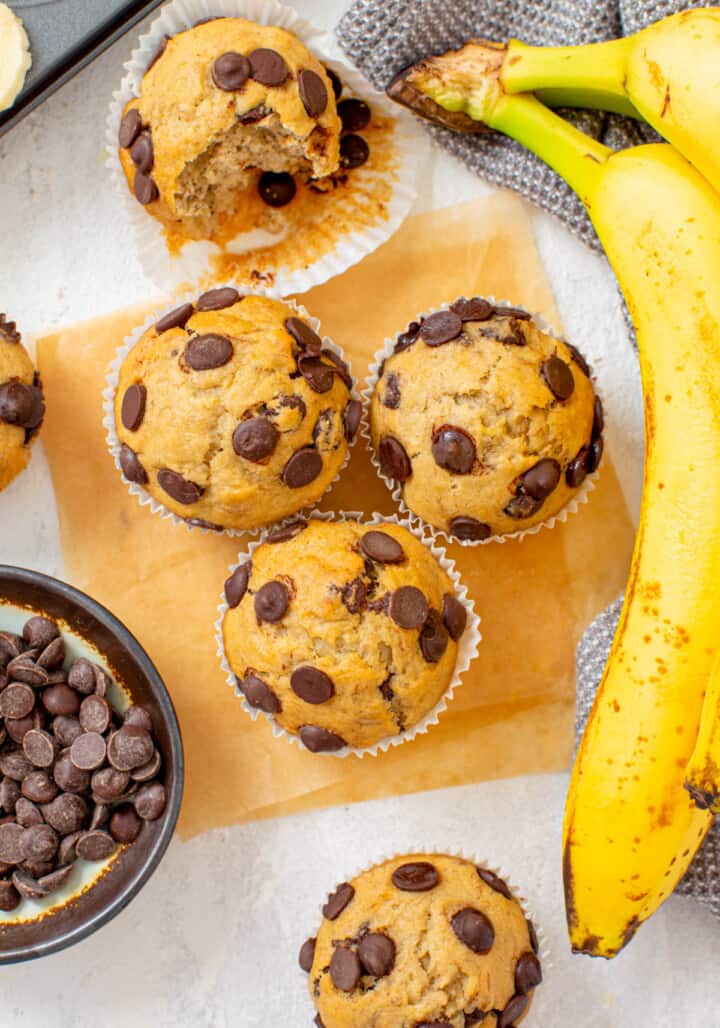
xmin=0 ymin=616 xmax=166 ymax=913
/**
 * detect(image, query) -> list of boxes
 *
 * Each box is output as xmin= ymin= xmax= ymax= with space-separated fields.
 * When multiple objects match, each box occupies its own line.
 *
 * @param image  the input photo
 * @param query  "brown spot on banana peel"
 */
xmin=661 ymin=85 xmax=672 ymax=119
xmin=685 ymin=778 xmax=719 ymax=811
xmin=562 ymin=837 xmax=578 ymax=936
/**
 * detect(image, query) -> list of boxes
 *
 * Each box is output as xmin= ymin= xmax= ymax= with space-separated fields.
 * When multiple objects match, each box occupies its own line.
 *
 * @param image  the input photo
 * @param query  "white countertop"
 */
xmin=0 ymin=1 xmax=718 ymax=1024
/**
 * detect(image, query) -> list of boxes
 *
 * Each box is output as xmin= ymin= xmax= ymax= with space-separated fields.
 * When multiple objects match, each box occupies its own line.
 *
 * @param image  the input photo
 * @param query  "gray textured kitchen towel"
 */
xmin=336 ymin=0 xmax=720 ymax=916
xmin=336 ymin=0 xmax=707 ymax=251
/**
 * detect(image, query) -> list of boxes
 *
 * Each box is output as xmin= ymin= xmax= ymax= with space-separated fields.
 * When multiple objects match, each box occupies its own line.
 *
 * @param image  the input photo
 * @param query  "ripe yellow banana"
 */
xmin=685 ymin=652 xmax=720 ymax=813
xmin=388 ymin=58 xmax=720 ymax=957
xmin=500 ymin=8 xmax=720 ymax=194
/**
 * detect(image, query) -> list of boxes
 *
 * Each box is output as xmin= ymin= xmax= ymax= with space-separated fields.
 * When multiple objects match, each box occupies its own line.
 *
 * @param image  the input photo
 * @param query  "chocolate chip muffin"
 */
xmin=369 ymin=299 xmax=603 ymax=542
xmin=117 ymin=18 xmax=341 ymax=240
xmin=113 ymin=293 xmax=359 ymax=532
xmin=0 ymin=315 xmax=45 ymax=493
xmin=221 ymin=518 xmax=470 ymax=752
xmin=299 ymin=853 xmax=543 ymax=1027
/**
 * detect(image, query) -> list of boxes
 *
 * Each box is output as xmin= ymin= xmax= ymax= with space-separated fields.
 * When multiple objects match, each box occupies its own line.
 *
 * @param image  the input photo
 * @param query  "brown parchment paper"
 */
xmin=36 ymin=193 xmax=635 ymax=838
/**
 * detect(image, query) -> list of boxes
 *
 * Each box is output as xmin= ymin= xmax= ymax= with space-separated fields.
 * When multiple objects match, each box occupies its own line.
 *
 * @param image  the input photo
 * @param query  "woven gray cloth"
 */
xmin=576 ymin=599 xmax=720 ymax=917
xmin=336 ymin=0 xmax=707 ymax=252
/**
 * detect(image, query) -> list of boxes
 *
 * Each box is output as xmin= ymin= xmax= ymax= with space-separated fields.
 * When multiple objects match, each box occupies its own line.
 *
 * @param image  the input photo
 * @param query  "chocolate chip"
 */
xmin=419 ymin=610 xmax=449 ymax=663
xmin=298 ymin=69 xmax=328 ymax=117
xmin=157 ymin=469 xmax=204 ymax=505
xmin=109 ymin=804 xmax=142 ymax=844
xmin=22 ymin=730 xmax=54 ymax=768
xmin=155 ymin=303 xmax=194 ymax=333
xmin=330 ymin=946 xmax=361 ymax=991
xmin=541 ymin=355 xmax=575 ymax=401
xmin=477 ymin=867 xmax=513 ymax=899
xmin=225 ymin=564 xmax=250 ymax=608
xmin=527 ymin=918 xmax=539 ymax=953
xmin=21 ymin=771 xmax=57 ymax=804
xmin=42 ymin=684 xmax=79 ymax=717
xmin=53 ymin=752 xmax=89 ymax=794
xmin=238 ymin=673 xmax=281 ymax=714
xmin=378 ymin=435 xmax=411 ymax=482
xmin=449 ymin=516 xmax=492 ymax=542
xmin=450 ymin=297 xmax=493 ymax=322
xmin=299 ymin=936 xmax=316 ymax=973
xmin=392 ymin=861 xmax=439 ymax=892
xmin=394 ymin=320 xmax=421 ymax=353
xmin=297 ymin=355 xmax=335 ymax=394
xmin=258 ymin=171 xmax=296 ymax=207
xmin=5 ymin=716 xmax=35 ymax=745
xmin=566 ymin=446 xmax=590 ymax=488
xmin=282 ymin=447 xmax=322 ymax=488
xmin=522 ymin=458 xmax=561 ymax=501
xmin=593 ymin=395 xmax=604 ymax=440
xmin=343 ymin=399 xmax=361 ymax=442
xmin=42 ymin=793 xmax=87 ymax=834
xmin=338 ymin=98 xmax=370 ymax=132
xmin=567 ymin=342 xmax=591 ymax=377
xmin=75 ymin=830 xmax=115 ymax=862
xmin=146 ymin=34 xmax=169 ymax=72
xmin=358 ymin=932 xmax=395 ymax=977
xmin=494 ymin=305 xmax=531 ymax=321
xmin=442 ymin=594 xmax=467 ymax=641
xmin=0 ymin=880 xmax=20 ymax=911
xmin=23 ymin=617 xmax=59 ymax=650
xmin=285 ymin=317 xmax=322 ymax=353
xmin=360 ymin=530 xmax=405 ymax=564
xmin=504 ymin=493 xmax=542 ymax=520
xmin=498 ymin=995 xmax=529 ymax=1028
xmin=132 ymin=748 xmax=161 ymax=782
xmin=37 ymin=636 xmax=65 ymax=671
xmin=67 ymin=658 xmax=96 ymax=696
xmin=212 ymin=52 xmax=251 ymax=91
xmin=420 ymin=311 xmax=463 ymax=346
xmin=382 ymin=373 xmax=401 ymax=409
xmin=432 ymin=425 xmax=476 ymax=474
xmin=7 ymin=655 xmax=47 ymax=687
xmin=231 ymin=417 xmax=279 ymax=463
xmin=339 ymin=133 xmax=369 ymax=169
xmin=134 ymin=171 xmax=159 ymax=205
xmin=323 ymin=882 xmax=355 ymax=920
xmin=451 ymin=907 xmax=495 ymax=954
xmin=0 ymin=380 xmax=38 ymax=428
xmin=38 ymin=864 xmax=73 ymax=893
xmin=515 ymin=951 xmax=542 ymax=994
xmin=107 ymin=726 xmax=153 ymax=771
xmin=0 ymin=683 xmax=35 ymax=719
xmin=587 ymin=435 xmax=603 ymax=473
xmin=321 ymin=349 xmax=352 ymax=389
xmin=389 ymin=586 xmax=428 ymax=629
xmin=91 ymin=767 xmax=129 ymax=802
xmin=325 ymin=66 xmax=343 ymax=99
xmin=299 ymin=725 xmax=347 ymax=753
xmin=0 ymin=751 xmax=33 ymax=781
xmin=119 ymin=444 xmax=148 ymax=485
xmin=254 ymin=581 xmax=290 ymax=623
xmin=0 ymin=823 xmax=25 ymax=863
xmin=119 ymin=108 xmax=142 ymax=149
xmin=21 ymin=824 xmax=58 ymax=864
xmin=130 ymin=131 xmax=154 ymax=174
xmin=15 ymin=797 xmax=43 ymax=828
xmin=79 ymin=695 xmax=111 ymax=735
xmin=238 ymin=104 xmax=270 ymax=123
xmin=12 ymin=869 xmax=48 ymax=899
xmin=70 ymin=732 xmax=107 ymax=771
xmin=126 ymin=707 xmax=153 ymax=732
xmin=184 ymin=333 xmax=234 ymax=371
xmin=0 ymin=778 xmax=19 ymax=813
xmin=121 ymin=384 xmax=147 ymax=431
xmin=341 ymin=578 xmax=366 ymax=614
xmin=196 ymin=287 xmax=241 ymax=311
xmin=290 ymin=667 xmax=334 ymax=704
xmin=134 ymin=781 xmax=166 ymax=820
xmin=266 ymin=519 xmax=307 ymax=544
xmin=248 ymin=48 xmax=288 ymax=86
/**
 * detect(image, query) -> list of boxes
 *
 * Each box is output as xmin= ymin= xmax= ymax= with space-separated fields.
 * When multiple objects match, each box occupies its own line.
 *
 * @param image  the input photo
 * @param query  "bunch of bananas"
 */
xmin=386 ymin=8 xmax=720 ymax=959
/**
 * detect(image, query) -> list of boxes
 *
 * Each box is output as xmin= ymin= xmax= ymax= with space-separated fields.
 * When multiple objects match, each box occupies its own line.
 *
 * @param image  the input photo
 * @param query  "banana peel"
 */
xmin=387 ymin=54 xmax=720 ymax=958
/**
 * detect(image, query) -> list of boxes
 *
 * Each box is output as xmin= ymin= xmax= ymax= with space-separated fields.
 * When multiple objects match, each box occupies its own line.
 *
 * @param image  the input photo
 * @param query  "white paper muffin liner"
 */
xmin=215 ymin=509 xmax=481 ymax=757
xmin=362 ymin=298 xmax=602 ymax=548
xmin=102 ymin=287 xmax=360 ymax=537
xmin=303 ymin=847 xmax=550 ymax=1023
xmin=105 ymin=0 xmax=422 ymax=295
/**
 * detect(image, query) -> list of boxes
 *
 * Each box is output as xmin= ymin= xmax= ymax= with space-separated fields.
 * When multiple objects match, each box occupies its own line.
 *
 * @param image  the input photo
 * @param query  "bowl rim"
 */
xmin=0 ymin=564 xmax=184 ymax=964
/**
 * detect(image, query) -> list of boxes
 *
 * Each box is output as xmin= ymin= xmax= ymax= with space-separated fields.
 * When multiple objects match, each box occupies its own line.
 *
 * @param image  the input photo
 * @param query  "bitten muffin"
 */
xmin=113 ymin=292 xmax=359 ymax=531
xmin=221 ymin=519 xmax=469 ymax=752
xmin=370 ymin=299 xmax=603 ymax=542
xmin=299 ymin=853 xmax=543 ymax=1027
xmin=0 ymin=314 xmax=45 ymax=493
xmin=117 ymin=18 xmax=341 ymax=240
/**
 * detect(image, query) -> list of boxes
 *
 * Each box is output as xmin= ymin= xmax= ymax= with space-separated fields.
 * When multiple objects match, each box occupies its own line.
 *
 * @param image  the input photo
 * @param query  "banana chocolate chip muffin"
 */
xmin=370 ymin=299 xmax=603 ymax=542
xmin=113 ymin=293 xmax=359 ymax=531
xmin=0 ymin=314 xmax=45 ymax=493
xmin=299 ymin=853 xmax=543 ymax=1027
xmin=117 ymin=18 xmax=341 ymax=240
xmin=221 ymin=519 xmax=469 ymax=752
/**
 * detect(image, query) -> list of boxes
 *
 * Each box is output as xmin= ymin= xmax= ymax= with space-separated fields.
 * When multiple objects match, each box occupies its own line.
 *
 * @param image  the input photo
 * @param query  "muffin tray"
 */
xmin=0 ymin=0 xmax=164 ymax=136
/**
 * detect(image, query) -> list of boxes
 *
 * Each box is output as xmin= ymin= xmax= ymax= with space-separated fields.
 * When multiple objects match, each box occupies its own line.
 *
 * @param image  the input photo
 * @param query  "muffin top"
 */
xmin=300 ymin=853 xmax=542 ymax=1028
xmin=0 ymin=314 xmax=45 ymax=493
xmin=118 ymin=18 xmax=341 ymax=234
xmin=114 ymin=293 xmax=359 ymax=531
xmin=222 ymin=519 xmax=468 ymax=752
xmin=370 ymin=299 xmax=602 ymax=542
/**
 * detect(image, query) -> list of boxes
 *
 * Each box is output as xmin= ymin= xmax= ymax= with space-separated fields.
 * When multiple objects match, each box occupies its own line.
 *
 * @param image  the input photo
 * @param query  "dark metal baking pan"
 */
xmin=1 ymin=0 xmax=164 ymax=136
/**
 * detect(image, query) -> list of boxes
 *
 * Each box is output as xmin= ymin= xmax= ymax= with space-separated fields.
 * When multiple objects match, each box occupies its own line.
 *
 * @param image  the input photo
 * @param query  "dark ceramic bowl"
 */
xmin=0 ymin=566 xmax=183 ymax=963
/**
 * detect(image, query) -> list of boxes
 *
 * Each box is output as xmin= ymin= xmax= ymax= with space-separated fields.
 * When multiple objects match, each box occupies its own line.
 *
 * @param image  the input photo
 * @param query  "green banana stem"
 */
xmin=505 ymin=38 xmax=641 ymax=119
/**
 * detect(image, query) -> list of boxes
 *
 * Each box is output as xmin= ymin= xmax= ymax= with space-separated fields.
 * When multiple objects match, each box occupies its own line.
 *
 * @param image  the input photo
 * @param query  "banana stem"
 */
xmin=503 ymin=38 xmax=639 ymax=118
